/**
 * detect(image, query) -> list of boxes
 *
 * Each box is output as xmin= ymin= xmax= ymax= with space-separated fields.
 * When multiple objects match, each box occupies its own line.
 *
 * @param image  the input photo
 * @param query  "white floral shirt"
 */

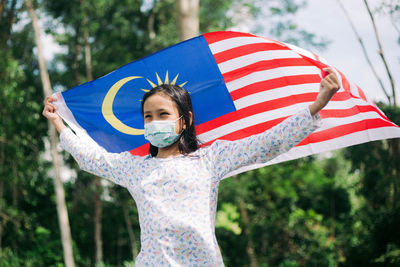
xmin=59 ymin=108 xmax=320 ymax=267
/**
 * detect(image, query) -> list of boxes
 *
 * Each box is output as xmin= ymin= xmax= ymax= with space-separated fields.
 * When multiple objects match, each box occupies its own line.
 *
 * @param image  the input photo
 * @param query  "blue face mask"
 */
xmin=144 ymin=116 xmax=183 ymax=148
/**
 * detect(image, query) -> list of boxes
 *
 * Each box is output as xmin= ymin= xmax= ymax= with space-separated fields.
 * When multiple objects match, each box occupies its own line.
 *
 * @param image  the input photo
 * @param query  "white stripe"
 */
xmin=218 ymin=50 xmax=301 ymax=74
xmin=53 ymin=92 xmax=84 ymax=132
xmin=222 ymin=126 xmax=400 ymax=179
xmin=233 ymin=83 xmax=320 ymax=110
xmin=316 ymin=111 xmax=384 ymax=132
xmin=284 ymin=42 xmax=318 ymax=61
xmin=346 ymin=80 xmax=360 ymax=99
xmin=53 ymin=92 xmax=99 ymax=147
xmin=209 ymin=36 xmax=274 ymax=54
xmin=324 ymin=97 xmax=366 ymax=109
xmin=226 ymin=66 xmax=321 ymax=93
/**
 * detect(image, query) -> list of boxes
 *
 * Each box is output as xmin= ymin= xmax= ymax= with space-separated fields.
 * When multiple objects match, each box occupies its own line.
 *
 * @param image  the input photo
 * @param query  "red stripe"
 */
xmin=229 ymin=74 xmax=321 ymax=101
xmin=297 ymin=54 xmax=328 ymax=75
xmin=369 ymin=105 xmax=391 ymax=122
xmin=200 ymin=116 xmax=289 ymax=146
xmin=320 ymin=105 xmax=377 ymax=118
xmin=338 ymin=69 xmax=376 ymax=104
xmin=213 ymin=43 xmax=290 ymax=64
xmin=320 ymin=104 xmax=394 ymax=124
xmin=222 ymin=58 xmax=315 ymax=83
xmin=129 ymin=143 xmax=149 ymax=156
xmin=356 ymin=84 xmax=368 ymax=102
xmin=203 ymin=31 xmax=256 ymax=44
xmin=337 ymin=69 xmax=351 ymax=93
xmin=311 ymin=52 xmax=320 ymax=61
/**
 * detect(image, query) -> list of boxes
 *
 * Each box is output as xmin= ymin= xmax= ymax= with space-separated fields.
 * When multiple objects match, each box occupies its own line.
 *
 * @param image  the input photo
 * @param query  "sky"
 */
xmin=41 ymin=0 xmax=399 ymax=105
xmin=291 ymin=0 xmax=399 ymax=104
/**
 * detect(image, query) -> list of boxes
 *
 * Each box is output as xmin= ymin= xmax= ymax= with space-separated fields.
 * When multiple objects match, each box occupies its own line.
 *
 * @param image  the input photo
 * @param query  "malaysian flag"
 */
xmin=54 ymin=31 xmax=400 ymax=176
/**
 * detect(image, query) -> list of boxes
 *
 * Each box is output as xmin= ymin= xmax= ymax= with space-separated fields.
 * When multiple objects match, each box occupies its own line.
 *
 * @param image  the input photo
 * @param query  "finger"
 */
xmin=46 ymin=103 xmax=58 ymax=113
xmin=325 ymin=75 xmax=341 ymax=90
xmin=44 ymin=96 xmax=57 ymax=104
xmin=324 ymin=75 xmax=336 ymax=86
xmin=326 ymin=72 xmax=340 ymax=85
xmin=323 ymin=67 xmax=335 ymax=74
xmin=44 ymin=106 xmax=53 ymax=114
xmin=43 ymin=107 xmax=52 ymax=117
xmin=322 ymin=67 xmax=338 ymax=80
xmin=323 ymin=68 xmax=340 ymax=83
xmin=47 ymin=103 xmax=57 ymax=110
xmin=44 ymin=96 xmax=53 ymax=105
xmin=320 ymin=79 xmax=331 ymax=89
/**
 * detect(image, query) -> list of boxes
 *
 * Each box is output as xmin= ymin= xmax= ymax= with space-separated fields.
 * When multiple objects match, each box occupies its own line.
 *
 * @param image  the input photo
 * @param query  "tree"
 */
xmin=177 ymin=0 xmax=199 ymax=41
xmin=1 ymin=0 xmax=71 ymax=265
xmin=25 ymin=0 xmax=75 ymax=266
xmin=363 ymin=0 xmax=397 ymax=107
xmin=342 ymin=104 xmax=400 ymax=266
xmin=336 ymin=0 xmax=392 ymax=104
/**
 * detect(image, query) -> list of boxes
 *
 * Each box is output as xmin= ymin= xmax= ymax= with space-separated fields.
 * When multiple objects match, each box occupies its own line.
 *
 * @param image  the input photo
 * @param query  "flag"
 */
xmin=54 ymin=31 xmax=400 ymax=177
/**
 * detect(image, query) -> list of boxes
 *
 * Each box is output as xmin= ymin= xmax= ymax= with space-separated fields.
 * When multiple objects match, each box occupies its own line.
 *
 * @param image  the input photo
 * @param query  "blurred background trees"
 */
xmin=0 ymin=0 xmax=399 ymax=266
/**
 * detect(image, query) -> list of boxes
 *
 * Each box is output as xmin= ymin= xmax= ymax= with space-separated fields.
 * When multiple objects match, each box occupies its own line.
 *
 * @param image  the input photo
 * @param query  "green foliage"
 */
xmin=255 ymin=0 xmax=330 ymax=51
xmin=216 ymin=203 xmax=242 ymax=235
xmin=341 ymin=104 xmax=400 ymax=266
xmin=217 ymin=155 xmax=354 ymax=266
xmin=0 ymin=3 xmax=66 ymax=266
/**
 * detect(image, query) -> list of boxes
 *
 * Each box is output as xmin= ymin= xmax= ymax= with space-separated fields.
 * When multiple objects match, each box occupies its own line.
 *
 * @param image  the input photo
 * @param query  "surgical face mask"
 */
xmin=144 ymin=116 xmax=183 ymax=148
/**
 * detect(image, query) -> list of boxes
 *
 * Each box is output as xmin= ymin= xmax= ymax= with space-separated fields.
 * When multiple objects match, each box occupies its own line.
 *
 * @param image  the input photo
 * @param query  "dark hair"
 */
xmin=141 ymin=84 xmax=199 ymax=157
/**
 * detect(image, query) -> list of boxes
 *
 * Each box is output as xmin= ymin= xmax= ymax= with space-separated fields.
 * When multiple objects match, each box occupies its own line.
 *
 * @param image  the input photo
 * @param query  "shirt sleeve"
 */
xmin=205 ymin=108 xmax=321 ymax=179
xmin=59 ymin=128 xmax=135 ymax=187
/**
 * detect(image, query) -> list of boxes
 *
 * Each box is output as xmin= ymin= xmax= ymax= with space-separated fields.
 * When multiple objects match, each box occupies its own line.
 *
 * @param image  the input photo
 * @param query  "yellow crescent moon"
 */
xmin=102 ymin=76 xmax=144 ymax=135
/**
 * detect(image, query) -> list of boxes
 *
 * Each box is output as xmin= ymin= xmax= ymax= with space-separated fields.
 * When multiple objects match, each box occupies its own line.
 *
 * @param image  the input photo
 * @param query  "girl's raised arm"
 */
xmin=206 ymin=108 xmax=320 ymax=179
xmin=205 ymin=68 xmax=340 ymax=179
xmin=42 ymin=96 xmax=134 ymax=187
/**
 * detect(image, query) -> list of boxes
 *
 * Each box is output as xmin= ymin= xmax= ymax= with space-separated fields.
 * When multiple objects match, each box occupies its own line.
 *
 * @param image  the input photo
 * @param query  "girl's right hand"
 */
xmin=43 ymin=96 xmax=67 ymax=133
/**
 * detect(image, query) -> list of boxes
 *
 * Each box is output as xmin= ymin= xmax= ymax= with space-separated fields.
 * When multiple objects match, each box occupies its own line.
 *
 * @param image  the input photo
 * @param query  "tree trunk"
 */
xmin=389 ymin=138 xmax=400 ymax=209
xmin=233 ymin=175 xmax=258 ymax=267
xmin=73 ymin=24 xmax=81 ymax=85
xmin=0 ymin=178 xmax=3 ymax=255
xmin=84 ymin=13 xmax=93 ymax=82
xmin=25 ymin=1 xmax=75 ymax=266
xmin=336 ymin=0 xmax=391 ymax=104
xmin=363 ymin=0 xmax=397 ymax=107
xmin=11 ymin=163 xmax=18 ymax=253
xmin=177 ymin=0 xmax=199 ymax=41
xmin=81 ymin=4 xmax=103 ymax=263
xmin=0 ymin=0 xmax=17 ymax=50
xmin=93 ymin=178 xmax=103 ymax=264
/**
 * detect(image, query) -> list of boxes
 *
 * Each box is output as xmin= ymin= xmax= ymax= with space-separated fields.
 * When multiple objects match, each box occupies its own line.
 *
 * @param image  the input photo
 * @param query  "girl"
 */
xmin=43 ymin=68 xmax=340 ymax=266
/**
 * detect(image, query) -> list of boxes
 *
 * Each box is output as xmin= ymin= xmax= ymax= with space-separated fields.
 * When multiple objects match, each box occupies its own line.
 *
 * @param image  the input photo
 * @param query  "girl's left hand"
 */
xmin=309 ymin=67 xmax=341 ymax=116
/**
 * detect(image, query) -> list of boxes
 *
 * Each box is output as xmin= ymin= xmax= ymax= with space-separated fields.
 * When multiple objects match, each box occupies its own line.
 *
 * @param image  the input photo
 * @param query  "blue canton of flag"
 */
xmin=57 ymin=36 xmax=235 ymax=153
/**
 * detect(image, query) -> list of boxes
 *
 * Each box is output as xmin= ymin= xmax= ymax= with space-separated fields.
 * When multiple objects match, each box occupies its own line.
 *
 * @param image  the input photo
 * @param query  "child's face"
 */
xmin=143 ymin=92 xmax=184 ymax=134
